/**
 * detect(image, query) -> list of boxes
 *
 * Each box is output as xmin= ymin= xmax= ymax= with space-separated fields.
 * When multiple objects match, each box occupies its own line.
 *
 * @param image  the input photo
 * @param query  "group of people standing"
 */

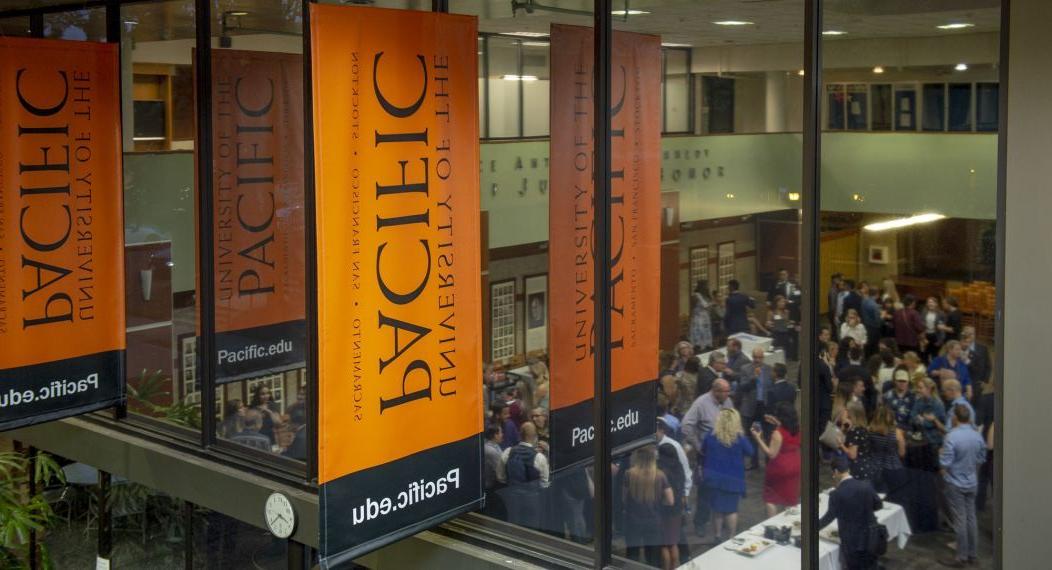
xmin=820 ymin=274 xmax=994 ymax=569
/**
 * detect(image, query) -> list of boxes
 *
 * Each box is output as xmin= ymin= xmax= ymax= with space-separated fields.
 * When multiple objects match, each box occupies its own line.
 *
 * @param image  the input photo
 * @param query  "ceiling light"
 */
xmin=937 ymin=23 xmax=974 ymax=30
xmin=521 ymin=41 xmax=550 ymax=47
xmin=612 ymin=9 xmax=650 ymax=16
xmin=714 ymin=20 xmax=754 ymax=26
xmin=502 ymin=74 xmax=538 ymax=81
xmin=501 ymin=32 xmax=549 ymax=38
xmin=872 ymin=66 xmax=885 ymax=74
xmin=725 ymin=193 xmax=735 ymax=199
xmin=797 ymin=69 xmax=805 ymax=76
xmin=227 ymin=11 xmax=249 ymax=16
xmin=823 ymin=30 xmax=847 ymax=36
xmin=662 ymin=42 xmax=692 ymax=48
xmin=955 ymin=63 xmax=969 ymax=71
xmin=788 ymin=192 xmax=801 ymax=201
xmin=864 ymin=213 xmax=946 ymax=232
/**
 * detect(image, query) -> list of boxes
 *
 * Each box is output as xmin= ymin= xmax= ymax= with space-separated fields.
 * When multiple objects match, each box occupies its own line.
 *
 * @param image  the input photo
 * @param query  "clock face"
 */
xmin=264 ymin=493 xmax=295 ymax=539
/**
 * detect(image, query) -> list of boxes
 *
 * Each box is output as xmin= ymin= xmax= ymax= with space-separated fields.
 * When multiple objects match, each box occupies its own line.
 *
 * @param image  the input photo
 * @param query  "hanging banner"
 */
xmin=0 ymin=37 xmax=125 ymax=431
xmin=210 ymin=49 xmax=306 ymax=384
xmin=548 ymin=25 xmax=661 ymax=469
xmin=311 ymin=4 xmax=483 ymax=565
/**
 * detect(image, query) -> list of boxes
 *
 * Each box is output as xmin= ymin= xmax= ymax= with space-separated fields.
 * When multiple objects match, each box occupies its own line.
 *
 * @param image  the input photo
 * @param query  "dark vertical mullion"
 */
xmin=800 ymin=1 xmax=822 ymax=570
xmin=483 ymin=35 xmax=491 ymax=139
xmin=195 ymin=0 xmax=217 ymax=449
xmin=29 ymin=12 xmax=43 ymax=37
xmin=686 ymin=48 xmax=695 ymax=135
xmin=593 ymin=0 xmax=613 ymax=568
xmin=993 ymin=1 xmax=1009 ymax=567
xmin=518 ymin=41 xmax=525 ymax=137
xmin=183 ymin=501 xmax=194 ymax=570
xmin=106 ymin=0 xmax=128 ymax=421
xmin=432 ymin=0 xmax=449 ymax=12
xmin=661 ymin=49 xmax=668 ymax=133
xmin=303 ymin=0 xmax=320 ymax=482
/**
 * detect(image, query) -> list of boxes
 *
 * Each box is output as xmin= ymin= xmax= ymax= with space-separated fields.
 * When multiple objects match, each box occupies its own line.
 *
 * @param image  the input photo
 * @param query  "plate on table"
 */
xmin=819 ymin=528 xmax=840 ymax=543
xmin=733 ymin=538 xmax=776 ymax=557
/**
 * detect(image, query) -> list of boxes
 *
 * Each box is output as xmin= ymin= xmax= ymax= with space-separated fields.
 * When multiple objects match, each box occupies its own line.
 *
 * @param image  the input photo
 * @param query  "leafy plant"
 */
xmin=0 ymin=450 xmax=65 ymax=569
xmin=127 ymin=369 xmax=202 ymax=430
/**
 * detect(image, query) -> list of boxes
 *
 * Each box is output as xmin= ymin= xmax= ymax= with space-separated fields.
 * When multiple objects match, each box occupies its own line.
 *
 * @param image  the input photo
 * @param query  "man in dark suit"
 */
xmin=840 ymin=279 xmax=863 ymax=323
xmin=768 ymin=268 xmax=802 ymax=321
xmin=697 ymin=352 xmax=726 ymax=396
xmin=767 ymin=363 xmax=797 ymax=409
xmin=816 ymin=344 xmax=836 ymax=439
xmin=961 ymin=326 xmax=991 ymax=394
xmin=724 ymin=279 xmax=755 ymax=335
xmin=820 ymin=456 xmax=884 ymax=570
xmin=739 ymin=347 xmax=774 ymax=469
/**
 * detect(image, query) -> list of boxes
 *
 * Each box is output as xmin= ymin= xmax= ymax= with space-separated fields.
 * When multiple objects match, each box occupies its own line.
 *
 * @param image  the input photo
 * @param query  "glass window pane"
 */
xmin=488 ymin=36 xmax=523 ymax=138
xmin=949 ymin=83 xmax=973 ymax=131
xmin=615 ymin=2 xmax=804 ymax=567
xmin=522 ymin=40 xmax=550 ymax=137
xmin=208 ymin=1 xmax=307 ymax=463
xmin=664 ymin=48 xmax=690 ymax=133
xmin=820 ymin=3 xmax=1000 ymax=569
xmin=122 ymin=0 xmax=202 ymax=435
xmin=872 ymin=84 xmax=893 ymax=131
xmin=977 ymin=83 xmax=999 ymax=132
xmin=923 ymin=83 xmax=947 ymax=131
xmin=0 ymin=16 xmax=31 ymax=37
xmin=44 ymin=9 xmax=106 ymax=42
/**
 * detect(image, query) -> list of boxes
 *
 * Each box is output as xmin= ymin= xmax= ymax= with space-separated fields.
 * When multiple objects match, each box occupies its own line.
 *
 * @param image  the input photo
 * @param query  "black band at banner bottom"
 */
xmin=0 ymin=350 xmax=125 ymax=432
xmin=549 ymin=380 xmax=658 ymax=471
xmin=319 ymin=433 xmax=483 ymax=567
xmin=214 ymin=319 xmax=307 ymax=384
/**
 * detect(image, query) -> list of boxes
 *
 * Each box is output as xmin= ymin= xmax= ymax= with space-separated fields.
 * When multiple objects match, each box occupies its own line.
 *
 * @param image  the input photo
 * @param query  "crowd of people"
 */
xmin=218 ymin=383 xmax=308 ymax=460
xmin=478 ymin=272 xmax=994 ymax=569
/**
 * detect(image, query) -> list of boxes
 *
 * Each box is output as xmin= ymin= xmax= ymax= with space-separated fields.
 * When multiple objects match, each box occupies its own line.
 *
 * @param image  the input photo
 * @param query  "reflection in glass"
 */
xmin=122 ymin=0 xmax=202 ymax=433
xmin=820 ymin=2 xmax=999 ymax=568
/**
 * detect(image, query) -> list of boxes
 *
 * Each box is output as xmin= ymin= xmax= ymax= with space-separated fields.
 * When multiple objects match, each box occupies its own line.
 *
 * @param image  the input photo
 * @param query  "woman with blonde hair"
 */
xmin=839 ymin=309 xmax=868 ymax=346
xmin=622 ymin=445 xmax=673 ymax=566
xmin=840 ymin=401 xmax=876 ymax=481
xmin=881 ymin=277 xmax=901 ymax=308
xmin=701 ymin=408 xmax=755 ymax=541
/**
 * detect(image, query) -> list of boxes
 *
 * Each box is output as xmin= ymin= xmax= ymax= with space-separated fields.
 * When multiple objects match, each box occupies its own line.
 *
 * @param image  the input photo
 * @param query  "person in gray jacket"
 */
xmin=738 ymin=347 xmax=775 ymax=469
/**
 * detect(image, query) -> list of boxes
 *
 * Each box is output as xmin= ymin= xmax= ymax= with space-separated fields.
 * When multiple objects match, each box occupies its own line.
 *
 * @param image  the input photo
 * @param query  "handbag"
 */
xmin=866 ymin=522 xmax=889 ymax=557
xmin=819 ymin=421 xmax=843 ymax=450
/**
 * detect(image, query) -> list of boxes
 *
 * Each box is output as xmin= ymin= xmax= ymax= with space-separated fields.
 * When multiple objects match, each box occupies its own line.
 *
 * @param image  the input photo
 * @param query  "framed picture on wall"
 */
xmin=490 ymin=279 xmax=517 ymax=363
xmin=868 ymin=245 xmax=890 ymax=264
xmin=523 ymin=274 xmax=548 ymax=355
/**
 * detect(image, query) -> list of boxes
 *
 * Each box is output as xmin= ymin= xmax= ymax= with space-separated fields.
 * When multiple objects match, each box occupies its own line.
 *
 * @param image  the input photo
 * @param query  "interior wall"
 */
xmin=1003 ymin=1 xmax=1052 ymax=565
xmin=678 ymin=222 xmax=757 ymax=319
xmin=488 ymin=252 xmax=547 ymax=358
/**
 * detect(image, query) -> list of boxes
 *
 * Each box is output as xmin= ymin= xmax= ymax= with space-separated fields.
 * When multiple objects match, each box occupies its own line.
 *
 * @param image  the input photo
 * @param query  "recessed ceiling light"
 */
xmin=823 ymin=30 xmax=847 ymax=36
xmin=797 ymin=69 xmax=805 ymax=76
xmin=612 ymin=9 xmax=650 ymax=16
xmin=502 ymin=74 xmax=538 ymax=82
xmin=872 ymin=66 xmax=885 ymax=74
xmin=521 ymin=41 xmax=550 ymax=47
xmin=788 ymin=192 xmax=801 ymax=201
xmin=661 ymin=42 xmax=692 ymax=48
xmin=937 ymin=22 xmax=974 ymax=30
xmin=501 ymin=32 xmax=549 ymax=38
xmin=955 ymin=63 xmax=969 ymax=71
xmin=227 ymin=10 xmax=249 ymax=16
xmin=714 ymin=20 xmax=754 ymax=26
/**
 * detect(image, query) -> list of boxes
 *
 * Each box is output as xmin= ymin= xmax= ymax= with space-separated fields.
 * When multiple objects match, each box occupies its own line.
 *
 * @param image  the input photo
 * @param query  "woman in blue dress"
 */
xmin=702 ymin=408 xmax=754 ymax=542
xmin=689 ymin=280 xmax=714 ymax=351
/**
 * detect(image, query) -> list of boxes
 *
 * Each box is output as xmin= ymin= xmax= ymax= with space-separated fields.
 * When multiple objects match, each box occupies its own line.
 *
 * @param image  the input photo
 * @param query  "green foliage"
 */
xmin=127 ymin=369 xmax=202 ymax=430
xmin=0 ymin=450 xmax=65 ymax=569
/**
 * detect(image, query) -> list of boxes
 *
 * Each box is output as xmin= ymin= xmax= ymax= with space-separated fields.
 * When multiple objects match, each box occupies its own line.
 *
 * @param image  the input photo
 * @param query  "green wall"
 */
xmin=124 ymin=151 xmax=196 ymax=293
xmin=480 ymin=132 xmax=997 ymax=248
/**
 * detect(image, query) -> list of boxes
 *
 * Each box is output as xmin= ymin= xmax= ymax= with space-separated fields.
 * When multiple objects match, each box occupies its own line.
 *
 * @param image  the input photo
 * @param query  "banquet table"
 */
xmin=681 ymin=492 xmax=911 ymax=570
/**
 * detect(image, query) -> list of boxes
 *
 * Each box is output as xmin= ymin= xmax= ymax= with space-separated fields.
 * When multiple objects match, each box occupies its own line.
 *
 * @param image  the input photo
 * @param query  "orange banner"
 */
xmin=548 ymin=25 xmax=661 ymax=467
xmin=311 ymin=4 xmax=482 ymax=562
xmin=0 ymin=38 xmax=125 ymax=430
xmin=210 ymin=49 xmax=306 ymax=383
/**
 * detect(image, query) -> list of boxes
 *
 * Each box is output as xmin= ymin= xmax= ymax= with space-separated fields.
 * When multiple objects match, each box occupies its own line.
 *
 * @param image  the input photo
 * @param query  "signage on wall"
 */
xmin=209 ymin=50 xmax=307 ymax=384
xmin=0 ymin=37 xmax=126 ymax=431
xmin=547 ymin=25 xmax=661 ymax=469
xmin=310 ymin=4 xmax=483 ymax=565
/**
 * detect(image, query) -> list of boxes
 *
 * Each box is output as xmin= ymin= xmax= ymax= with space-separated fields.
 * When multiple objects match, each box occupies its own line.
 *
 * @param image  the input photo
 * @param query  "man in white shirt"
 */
xmin=657 ymin=417 xmax=691 ymax=500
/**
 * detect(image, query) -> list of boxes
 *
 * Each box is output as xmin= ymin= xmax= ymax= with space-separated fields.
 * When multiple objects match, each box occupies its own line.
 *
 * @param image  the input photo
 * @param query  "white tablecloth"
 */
xmin=696 ymin=347 xmax=787 ymax=368
xmin=681 ymin=493 xmax=911 ymax=570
